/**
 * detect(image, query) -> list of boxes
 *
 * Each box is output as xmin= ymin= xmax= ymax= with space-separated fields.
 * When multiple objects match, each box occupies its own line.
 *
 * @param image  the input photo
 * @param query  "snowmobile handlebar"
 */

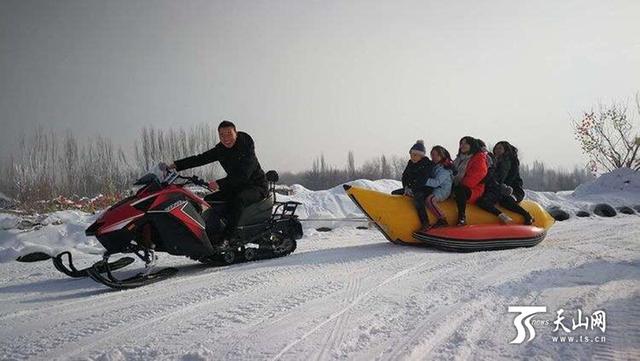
xmin=176 ymin=174 xmax=211 ymax=190
xmin=162 ymin=169 xmax=212 ymax=191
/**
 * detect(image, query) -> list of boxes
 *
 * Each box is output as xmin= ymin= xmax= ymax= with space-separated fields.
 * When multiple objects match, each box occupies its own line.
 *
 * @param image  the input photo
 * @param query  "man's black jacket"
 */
xmin=174 ymin=131 xmax=267 ymax=193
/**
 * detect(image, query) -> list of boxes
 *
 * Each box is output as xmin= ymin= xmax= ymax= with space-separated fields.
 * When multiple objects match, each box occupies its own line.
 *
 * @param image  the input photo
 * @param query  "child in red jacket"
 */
xmin=452 ymin=136 xmax=488 ymax=226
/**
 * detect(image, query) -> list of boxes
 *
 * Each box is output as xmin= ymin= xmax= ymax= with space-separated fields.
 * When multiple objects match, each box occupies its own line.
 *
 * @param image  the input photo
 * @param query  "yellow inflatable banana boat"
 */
xmin=343 ymin=184 xmax=554 ymax=250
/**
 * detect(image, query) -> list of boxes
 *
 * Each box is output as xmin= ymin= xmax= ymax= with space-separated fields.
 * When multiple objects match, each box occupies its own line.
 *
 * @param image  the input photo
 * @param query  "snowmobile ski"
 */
xmin=87 ymin=264 xmax=178 ymax=290
xmin=16 ymin=252 xmax=52 ymax=262
xmin=17 ymin=251 xmax=135 ymax=278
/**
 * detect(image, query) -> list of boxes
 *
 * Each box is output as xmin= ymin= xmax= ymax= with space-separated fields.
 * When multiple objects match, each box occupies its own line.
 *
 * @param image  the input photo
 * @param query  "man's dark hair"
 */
xmin=218 ymin=120 xmax=236 ymax=130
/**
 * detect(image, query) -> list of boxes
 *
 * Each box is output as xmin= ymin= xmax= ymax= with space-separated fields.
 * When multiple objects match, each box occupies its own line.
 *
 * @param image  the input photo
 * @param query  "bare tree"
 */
xmin=10 ymin=127 xmax=60 ymax=202
xmin=360 ymin=157 xmax=382 ymax=180
xmin=519 ymin=161 xmax=593 ymax=191
xmin=347 ymin=151 xmax=356 ymax=179
xmin=61 ymin=130 xmax=79 ymax=195
xmin=380 ymin=155 xmax=391 ymax=179
xmin=133 ymin=123 xmax=222 ymax=180
xmin=0 ymin=123 xmax=224 ymax=203
xmin=573 ymin=94 xmax=640 ymax=173
xmin=391 ymin=155 xmax=407 ymax=180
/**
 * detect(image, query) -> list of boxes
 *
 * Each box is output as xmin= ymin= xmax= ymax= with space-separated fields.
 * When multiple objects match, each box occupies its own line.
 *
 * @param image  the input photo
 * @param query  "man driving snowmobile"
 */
xmin=16 ymin=120 xmax=300 ymax=289
xmin=168 ymin=120 xmax=268 ymax=248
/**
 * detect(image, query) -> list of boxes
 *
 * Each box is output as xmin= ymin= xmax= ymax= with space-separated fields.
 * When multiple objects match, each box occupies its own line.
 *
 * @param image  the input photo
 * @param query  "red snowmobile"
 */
xmin=17 ymin=169 xmax=303 ymax=289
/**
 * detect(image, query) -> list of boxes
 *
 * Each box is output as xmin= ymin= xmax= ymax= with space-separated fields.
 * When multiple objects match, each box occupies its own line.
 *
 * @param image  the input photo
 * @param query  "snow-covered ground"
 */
xmin=0 ymin=170 xmax=639 ymax=360
xmin=527 ymin=167 xmax=640 ymax=212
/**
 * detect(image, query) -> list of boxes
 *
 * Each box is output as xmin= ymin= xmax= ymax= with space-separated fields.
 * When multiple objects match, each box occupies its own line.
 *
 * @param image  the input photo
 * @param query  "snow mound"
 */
xmin=572 ymin=167 xmax=640 ymax=202
xmin=526 ymin=169 xmax=640 ymax=213
xmin=0 ymin=210 xmax=102 ymax=263
xmin=279 ymin=179 xmax=401 ymax=228
xmin=524 ymin=190 xmax=575 ymax=210
xmin=0 ymin=213 xmax=21 ymax=230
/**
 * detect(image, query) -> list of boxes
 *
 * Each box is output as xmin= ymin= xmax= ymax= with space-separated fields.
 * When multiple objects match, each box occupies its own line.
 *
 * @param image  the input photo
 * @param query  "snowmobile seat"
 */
xmin=237 ymin=195 xmax=274 ymax=226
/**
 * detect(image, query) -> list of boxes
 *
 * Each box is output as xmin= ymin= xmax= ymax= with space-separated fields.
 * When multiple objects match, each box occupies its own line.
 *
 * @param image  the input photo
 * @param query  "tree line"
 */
xmin=0 ymin=124 xmax=221 ymax=203
xmin=3 ymin=92 xmax=637 ymax=203
xmin=0 ymin=125 xmax=594 ymax=203
xmin=278 ymin=153 xmax=593 ymax=192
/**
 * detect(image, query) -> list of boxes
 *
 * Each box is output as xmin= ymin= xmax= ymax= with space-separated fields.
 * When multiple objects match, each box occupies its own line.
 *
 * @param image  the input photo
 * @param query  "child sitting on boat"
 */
xmin=419 ymin=145 xmax=454 ymax=231
xmin=391 ymin=140 xmax=434 ymax=230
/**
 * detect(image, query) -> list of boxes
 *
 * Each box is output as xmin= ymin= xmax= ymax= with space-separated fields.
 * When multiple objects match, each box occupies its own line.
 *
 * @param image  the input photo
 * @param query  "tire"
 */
xmin=243 ymin=247 xmax=257 ymax=261
xmin=222 ymin=251 xmax=236 ymax=264
xmin=272 ymin=235 xmax=296 ymax=256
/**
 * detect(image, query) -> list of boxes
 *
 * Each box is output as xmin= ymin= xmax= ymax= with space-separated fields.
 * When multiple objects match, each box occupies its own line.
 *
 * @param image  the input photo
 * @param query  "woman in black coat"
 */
xmin=493 ymin=141 xmax=526 ymax=202
xmin=476 ymin=141 xmax=534 ymax=224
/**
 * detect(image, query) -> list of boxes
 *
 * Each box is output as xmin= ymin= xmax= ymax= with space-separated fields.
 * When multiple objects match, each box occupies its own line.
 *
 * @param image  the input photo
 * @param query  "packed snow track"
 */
xmin=1 ymin=216 xmax=638 ymax=360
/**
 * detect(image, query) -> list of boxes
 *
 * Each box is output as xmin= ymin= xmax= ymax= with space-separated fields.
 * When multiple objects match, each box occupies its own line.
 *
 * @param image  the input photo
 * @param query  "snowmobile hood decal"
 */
xmin=100 ymin=215 xmax=144 ymax=234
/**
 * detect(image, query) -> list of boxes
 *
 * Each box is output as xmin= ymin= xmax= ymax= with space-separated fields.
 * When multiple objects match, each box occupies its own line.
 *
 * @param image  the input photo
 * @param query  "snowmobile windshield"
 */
xmin=133 ymin=173 xmax=160 ymax=186
xmin=133 ymin=164 xmax=169 ymax=186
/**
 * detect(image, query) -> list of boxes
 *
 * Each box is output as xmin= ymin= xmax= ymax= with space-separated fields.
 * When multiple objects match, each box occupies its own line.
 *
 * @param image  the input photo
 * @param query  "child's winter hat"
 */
xmin=410 ymin=140 xmax=426 ymax=156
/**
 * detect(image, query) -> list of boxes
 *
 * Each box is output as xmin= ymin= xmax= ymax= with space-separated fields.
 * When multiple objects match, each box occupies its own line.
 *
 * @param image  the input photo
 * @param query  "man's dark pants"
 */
xmin=204 ymin=186 xmax=267 ymax=240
